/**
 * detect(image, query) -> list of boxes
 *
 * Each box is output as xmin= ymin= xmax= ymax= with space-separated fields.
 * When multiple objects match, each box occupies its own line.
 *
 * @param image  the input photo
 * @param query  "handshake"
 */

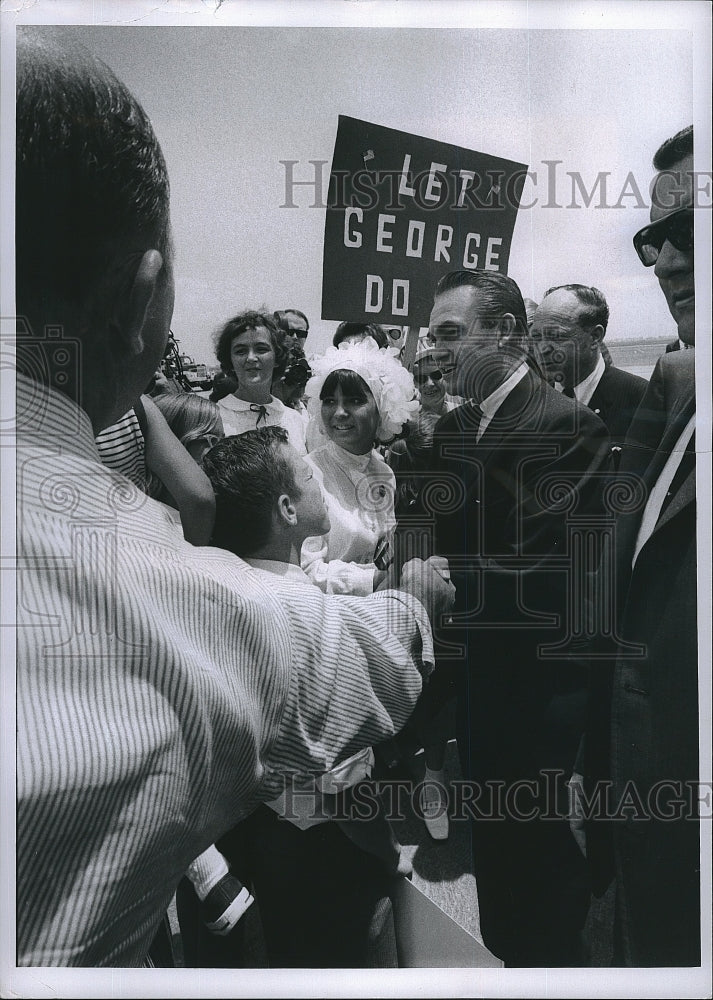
xmin=378 ymin=555 xmax=455 ymax=626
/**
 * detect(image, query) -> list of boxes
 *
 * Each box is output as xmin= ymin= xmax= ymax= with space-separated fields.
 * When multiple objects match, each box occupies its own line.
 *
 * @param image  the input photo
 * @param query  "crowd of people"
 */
xmin=14 ymin=26 xmax=700 ymax=975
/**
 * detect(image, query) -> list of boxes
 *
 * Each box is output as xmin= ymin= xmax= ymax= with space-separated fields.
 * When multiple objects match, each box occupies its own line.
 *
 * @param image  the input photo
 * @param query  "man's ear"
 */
xmin=589 ymin=324 xmax=605 ymax=347
xmin=497 ymin=313 xmax=519 ymax=348
xmin=276 ymin=493 xmax=298 ymax=528
xmin=118 ymin=249 xmax=165 ymax=356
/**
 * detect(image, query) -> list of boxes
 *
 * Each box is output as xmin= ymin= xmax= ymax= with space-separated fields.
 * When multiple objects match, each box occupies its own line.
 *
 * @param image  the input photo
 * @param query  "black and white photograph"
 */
xmin=1 ymin=1 xmax=711 ymax=997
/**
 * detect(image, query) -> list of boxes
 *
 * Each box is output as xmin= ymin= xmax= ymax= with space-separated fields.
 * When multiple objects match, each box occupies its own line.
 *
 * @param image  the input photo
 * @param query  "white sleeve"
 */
xmin=300 ymin=533 xmax=377 ymax=595
xmin=261 ymin=582 xmax=434 ymax=795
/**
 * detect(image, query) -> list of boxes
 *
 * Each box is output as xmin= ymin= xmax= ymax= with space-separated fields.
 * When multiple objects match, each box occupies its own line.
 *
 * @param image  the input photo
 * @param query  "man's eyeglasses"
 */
xmin=633 ymin=208 xmax=693 ymax=267
xmin=415 ymin=369 xmax=443 ymax=386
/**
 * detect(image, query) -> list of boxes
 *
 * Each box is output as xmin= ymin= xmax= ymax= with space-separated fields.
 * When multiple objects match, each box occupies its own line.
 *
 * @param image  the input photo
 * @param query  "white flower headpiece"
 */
xmin=305 ymin=337 xmax=419 ymax=442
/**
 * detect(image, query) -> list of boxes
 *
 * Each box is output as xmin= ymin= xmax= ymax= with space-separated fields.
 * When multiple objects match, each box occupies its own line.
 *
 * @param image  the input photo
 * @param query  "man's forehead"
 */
xmin=430 ymin=284 xmax=484 ymax=326
xmin=535 ymin=290 xmax=582 ymax=329
xmin=650 ymin=154 xmax=694 ymax=221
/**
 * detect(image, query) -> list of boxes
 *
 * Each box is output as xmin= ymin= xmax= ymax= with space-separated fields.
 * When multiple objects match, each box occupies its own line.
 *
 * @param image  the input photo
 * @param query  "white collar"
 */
xmin=243 ymin=558 xmax=311 ymax=584
xmin=573 ymin=354 xmax=606 ymax=406
xmin=325 ymin=439 xmax=374 ymax=474
xmin=220 ymin=393 xmax=285 ymax=414
xmin=17 ymin=374 xmax=101 ymax=463
xmin=479 ymin=362 xmax=529 ymax=418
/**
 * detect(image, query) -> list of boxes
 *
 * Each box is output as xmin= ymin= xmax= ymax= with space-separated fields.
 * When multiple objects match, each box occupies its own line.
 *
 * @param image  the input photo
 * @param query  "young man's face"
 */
xmin=282 ymin=445 xmax=331 ymax=539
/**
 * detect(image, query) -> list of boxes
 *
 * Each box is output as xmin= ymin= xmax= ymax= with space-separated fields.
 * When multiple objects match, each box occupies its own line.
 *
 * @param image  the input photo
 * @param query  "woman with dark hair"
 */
xmin=214 ymin=309 xmax=307 ymax=453
xmin=332 ymin=321 xmax=389 ymax=350
xmin=301 ymin=339 xmax=418 ymax=595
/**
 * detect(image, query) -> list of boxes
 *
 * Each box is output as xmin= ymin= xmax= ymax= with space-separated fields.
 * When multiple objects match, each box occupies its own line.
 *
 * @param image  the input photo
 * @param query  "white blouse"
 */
xmin=301 ymin=440 xmax=397 ymax=595
xmin=217 ymin=393 xmax=307 ymax=454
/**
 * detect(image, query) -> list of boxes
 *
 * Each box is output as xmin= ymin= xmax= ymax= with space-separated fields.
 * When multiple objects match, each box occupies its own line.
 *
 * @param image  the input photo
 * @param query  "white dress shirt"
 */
xmin=573 ymin=353 xmax=606 ymax=407
xmin=16 ymin=376 xmax=432 ymax=966
xmin=246 ymin=557 xmax=375 ymax=830
xmin=476 ymin=361 xmax=530 ymax=441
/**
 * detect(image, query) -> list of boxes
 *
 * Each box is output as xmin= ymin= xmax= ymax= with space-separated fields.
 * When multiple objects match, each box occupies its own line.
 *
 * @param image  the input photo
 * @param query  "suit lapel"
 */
xmin=617 ymin=393 xmax=695 ymax=571
xmin=475 ymin=369 xmax=542 ymax=461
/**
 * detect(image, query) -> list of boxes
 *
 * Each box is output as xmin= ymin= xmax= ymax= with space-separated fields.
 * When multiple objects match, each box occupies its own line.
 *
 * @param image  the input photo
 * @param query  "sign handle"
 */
xmin=401 ymin=326 xmax=421 ymax=371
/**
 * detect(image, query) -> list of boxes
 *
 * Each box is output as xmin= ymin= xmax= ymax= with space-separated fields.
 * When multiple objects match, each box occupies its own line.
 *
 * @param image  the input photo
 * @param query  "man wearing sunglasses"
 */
xmin=581 ymin=125 xmax=699 ymax=967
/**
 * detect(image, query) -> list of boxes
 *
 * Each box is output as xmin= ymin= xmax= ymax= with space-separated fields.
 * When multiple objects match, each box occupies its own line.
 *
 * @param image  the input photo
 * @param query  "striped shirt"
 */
xmin=94 ymin=407 xmax=148 ymax=490
xmin=16 ymin=376 xmax=432 ymax=967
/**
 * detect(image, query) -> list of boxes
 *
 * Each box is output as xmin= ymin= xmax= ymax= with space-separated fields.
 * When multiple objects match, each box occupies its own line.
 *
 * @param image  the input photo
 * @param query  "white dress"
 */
xmin=217 ymin=393 xmax=307 ymax=454
xmin=301 ymin=439 xmax=396 ymax=595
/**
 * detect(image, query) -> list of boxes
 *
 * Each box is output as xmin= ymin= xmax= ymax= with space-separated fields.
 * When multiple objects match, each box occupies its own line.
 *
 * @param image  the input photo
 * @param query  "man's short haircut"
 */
xmin=276 ymin=309 xmax=310 ymax=333
xmin=214 ymin=310 xmax=290 ymax=378
xmin=434 ymin=269 xmax=528 ymax=335
xmin=332 ymin=322 xmax=389 ymax=350
xmin=202 ymin=427 xmax=298 ymax=557
xmin=16 ymin=29 xmax=171 ymax=332
xmin=543 ymin=283 xmax=610 ymax=333
xmin=653 ymin=125 xmax=693 ymax=170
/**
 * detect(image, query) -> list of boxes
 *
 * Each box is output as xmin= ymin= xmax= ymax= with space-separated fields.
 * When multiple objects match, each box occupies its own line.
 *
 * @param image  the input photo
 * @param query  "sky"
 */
xmin=42 ymin=13 xmax=703 ymax=364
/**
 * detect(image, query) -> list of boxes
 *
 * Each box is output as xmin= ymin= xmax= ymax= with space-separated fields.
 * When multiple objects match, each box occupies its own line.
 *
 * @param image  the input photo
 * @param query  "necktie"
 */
xmin=250 ymin=403 xmax=268 ymax=427
xmin=562 ymin=385 xmax=575 ymax=399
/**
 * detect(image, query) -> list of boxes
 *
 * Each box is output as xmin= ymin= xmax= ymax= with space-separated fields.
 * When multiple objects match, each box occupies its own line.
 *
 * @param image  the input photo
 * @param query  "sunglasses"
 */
xmin=633 ymin=208 xmax=693 ymax=266
xmin=415 ymin=369 xmax=443 ymax=386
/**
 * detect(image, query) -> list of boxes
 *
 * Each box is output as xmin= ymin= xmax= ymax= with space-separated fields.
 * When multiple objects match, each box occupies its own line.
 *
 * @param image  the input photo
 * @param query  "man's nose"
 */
xmin=654 ymin=237 xmax=689 ymax=280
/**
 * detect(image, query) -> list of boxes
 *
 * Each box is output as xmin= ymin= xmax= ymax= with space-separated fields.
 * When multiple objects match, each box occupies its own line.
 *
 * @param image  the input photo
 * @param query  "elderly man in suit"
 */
xmin=425 ymin=268 xmax=612 ymax=966
xmin=530 ymin=284 xmax=648 ymax=463
xmin=581 ymin=125 xmax=699 ymax=967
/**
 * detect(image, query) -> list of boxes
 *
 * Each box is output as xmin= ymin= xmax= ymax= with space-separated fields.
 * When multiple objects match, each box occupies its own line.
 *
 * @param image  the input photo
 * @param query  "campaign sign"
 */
xmin=322 ymin=116 xmax=527 ymax=327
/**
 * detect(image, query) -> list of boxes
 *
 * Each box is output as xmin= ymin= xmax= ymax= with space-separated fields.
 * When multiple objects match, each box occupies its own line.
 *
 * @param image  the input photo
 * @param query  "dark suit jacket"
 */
xmin=587 ymin=364 xmax=648 ymax=448
xmin=584 ymin=349 xmax=698 ymax=966
xmin=428 ymin=366 xmax=611 ymax=783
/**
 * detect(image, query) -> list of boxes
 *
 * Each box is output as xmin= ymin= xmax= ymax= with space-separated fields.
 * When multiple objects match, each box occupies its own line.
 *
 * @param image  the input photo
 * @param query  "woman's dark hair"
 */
xmin=320 ymin=369 xmax=373 ymax=404
xmin=214 ymin=310 xmax=290 ymax=379
xmin=202 ymin=427 xmax=297 ymax=556
xmin=332 ymin=322 xmax=388 ymax=350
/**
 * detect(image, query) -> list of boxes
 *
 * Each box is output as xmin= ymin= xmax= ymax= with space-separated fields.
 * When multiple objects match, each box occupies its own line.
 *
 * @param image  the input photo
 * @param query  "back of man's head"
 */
xmin=202 ymin=427 xmax=296 ymax=557
xmin=16 ymin=29 xmax=171 ymax=423
xmin=434 ymin=269 xmax=529 ymax=336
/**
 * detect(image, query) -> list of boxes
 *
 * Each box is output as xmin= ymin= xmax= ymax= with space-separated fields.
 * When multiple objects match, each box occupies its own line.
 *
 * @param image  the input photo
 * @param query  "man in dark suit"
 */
xmin=581 ymin=125 xmax=699 ymax=967
xmin=530 ymin=284 xmax=648 ymax=460
xmin=425 ymin=269 xmax=612 ymax=966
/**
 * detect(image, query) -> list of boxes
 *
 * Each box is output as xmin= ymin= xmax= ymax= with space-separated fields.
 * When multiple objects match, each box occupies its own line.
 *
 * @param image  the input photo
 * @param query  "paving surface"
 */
xmin=387 ymin=739 xmax=483 ymax=944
